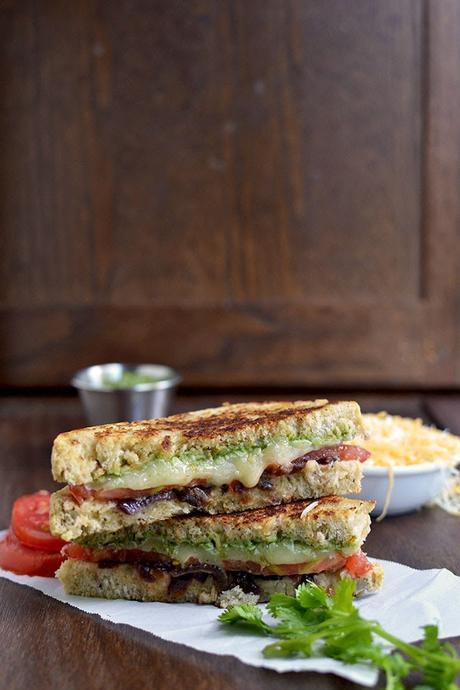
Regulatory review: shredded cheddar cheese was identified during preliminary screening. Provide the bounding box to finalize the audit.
[356,412,460,468]
[355,412,460,517]
[434,469,460,516]
[375,465,394,523]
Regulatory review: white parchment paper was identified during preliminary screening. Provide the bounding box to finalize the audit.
[2,556,460,687]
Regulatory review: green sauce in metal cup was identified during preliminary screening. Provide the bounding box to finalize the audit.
[72,363,181,424]
[101,371,171,389]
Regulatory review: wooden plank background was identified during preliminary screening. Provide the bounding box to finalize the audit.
[0,0,459,388]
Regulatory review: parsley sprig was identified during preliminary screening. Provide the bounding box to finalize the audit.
[219,579,460,689]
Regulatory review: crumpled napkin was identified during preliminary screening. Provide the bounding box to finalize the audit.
[1,556,460,687]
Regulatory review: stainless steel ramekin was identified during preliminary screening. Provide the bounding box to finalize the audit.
[71,363,181,425]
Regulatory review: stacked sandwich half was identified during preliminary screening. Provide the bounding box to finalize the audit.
[50,400,383,605]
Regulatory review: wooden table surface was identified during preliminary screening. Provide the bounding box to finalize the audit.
[1,393,459,690]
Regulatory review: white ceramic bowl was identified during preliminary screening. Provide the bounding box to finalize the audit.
[351,463,449,516]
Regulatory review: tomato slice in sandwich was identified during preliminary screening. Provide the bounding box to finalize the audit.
[345,552,373,578]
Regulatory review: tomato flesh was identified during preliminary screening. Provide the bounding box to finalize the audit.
[0,530,64,577]
[304,444,371,463]
[70,485,162,502]
[345,552,373,577]
[62,543,167,565]
[12,491,66,552]
[69,479,211,503]
[269,553,348,576]
[63,543,374,581]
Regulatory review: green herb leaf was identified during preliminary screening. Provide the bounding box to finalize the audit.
[219,579,460,690]
[218,604,271,635]
[295,581,332,610]
[267,593,314,635]
[329,578,356,614]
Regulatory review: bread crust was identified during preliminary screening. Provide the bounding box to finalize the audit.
[57,559,383,604]
[51,400,364,485]
[64,497,374,553]
[50,459,363,541]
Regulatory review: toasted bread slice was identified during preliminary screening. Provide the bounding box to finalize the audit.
[50,459,363,541]
[51,400,364,485]
[75,497,374,556]
[57,559,383,604]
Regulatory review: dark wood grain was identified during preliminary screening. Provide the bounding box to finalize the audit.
[1,577,365,690]
[0,301,458,387]
[0,0,459,388]
[0,393,459,690]
[425,396,460,435]
[367,508,460,575]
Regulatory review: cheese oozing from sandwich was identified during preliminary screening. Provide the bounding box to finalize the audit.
[90,439,317,491]
[66,538,360,577]
[74,497,373,576]
[89,436,368,493]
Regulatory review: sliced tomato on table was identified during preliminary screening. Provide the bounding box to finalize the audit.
[11,491,66,552]
[0,490,67,577]
[0,530,64,577]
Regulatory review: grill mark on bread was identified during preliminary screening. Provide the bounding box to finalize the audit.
[91,401,331,441]
[113,496,373,535]
[74,496,373,563]
[161,435,171,450]
[157,495,374,530]
[52,400,365,486]
[174,402,331,439]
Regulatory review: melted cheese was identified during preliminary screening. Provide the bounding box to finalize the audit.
[92,439,317,491]
[160,541,358,568]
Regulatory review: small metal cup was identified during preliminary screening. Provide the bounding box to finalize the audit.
[72,363,181,425]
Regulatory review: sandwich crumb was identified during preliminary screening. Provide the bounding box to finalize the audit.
[216,585,259,608]
[300,500,319,519]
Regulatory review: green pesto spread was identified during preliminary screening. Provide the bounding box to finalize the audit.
[91,420,357,491]
[78,531,354,568]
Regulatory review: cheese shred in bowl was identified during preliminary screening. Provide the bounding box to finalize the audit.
[354,412,460,518]
[357,412,460,469]
[434,469,460,516]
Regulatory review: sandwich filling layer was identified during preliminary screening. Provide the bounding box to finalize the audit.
[57,497,376,599]
[69,443,370,501]
[68,536,359,574]
[50,462,364,541]
[57,556,382,604]
[63,542,371,578]
[63,497,373,577]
